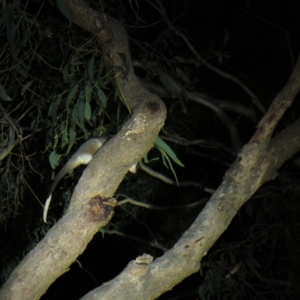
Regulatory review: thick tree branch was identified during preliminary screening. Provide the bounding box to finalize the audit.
[0,1,166,299]
[252,55,300,142]
[79,56,300,300]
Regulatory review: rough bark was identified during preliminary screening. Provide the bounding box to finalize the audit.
[0,1,166,299]
[80,57,300,300]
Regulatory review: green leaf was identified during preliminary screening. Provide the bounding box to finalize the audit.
[85,80,92,103]
[49,151,62,169]
[48,94,62,118]
[0,83,11,101]
[88,56,95,83]
[143,154,149,163]
[155,137,184,167]
[163,153,179,185]
[60,123,67,146]
[76,119,88,137]
[30,119,36,131]
[66,126,76,154]
[66,82,79,106]
[77,100,85,124]
[143,154,159,164]
[74,104,88,136]
[56,0,72,27]
[176,66,191,84]
[61,65,69,82]
[95,60,109,89]
[159,73,184,100]
[15,65,28,77]
[84,101,91,121]
[97,88,107,108]
[21,80,33,96]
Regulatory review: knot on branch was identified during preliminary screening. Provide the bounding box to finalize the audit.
[145,100,161,115]
[88,196,116,223]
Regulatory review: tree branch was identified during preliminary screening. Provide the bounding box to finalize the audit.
[80,56,300,300]
[0,1,166,299]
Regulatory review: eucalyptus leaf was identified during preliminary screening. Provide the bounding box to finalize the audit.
[74,104,88,136]
[85,80,92,103]
[61,65,69,83]
[155,137,184,167]
[88,56,95,83]
[66,126,76,154]
[97,88,107,108]
[163,152,179,185]
[0,83,11,101]
[60,123,67,145]
[49,151,62,169]
[84,101,91,121]
[176,66,191,84]
[159,73,180,97]
[66,82,79,106]
[77,100,85,124]
[56,0,72,27]
[21,80,33,96]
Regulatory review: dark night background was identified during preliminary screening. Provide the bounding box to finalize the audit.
[1,0,300,299]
